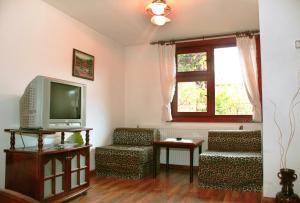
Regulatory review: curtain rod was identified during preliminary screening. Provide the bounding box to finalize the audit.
[150,30,260,45]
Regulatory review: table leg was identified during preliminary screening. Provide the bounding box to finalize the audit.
[10,132,15,150]
[199,145,202,154]
[153,145,157,178]
[190,148,194,183]
[85,130,90,145]
[61,132,65,144]
[38,133,43,151]
[166,147,169,172]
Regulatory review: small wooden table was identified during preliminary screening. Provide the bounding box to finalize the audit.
[153,138,204,183]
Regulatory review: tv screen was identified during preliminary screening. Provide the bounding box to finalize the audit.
[50,82,81,119]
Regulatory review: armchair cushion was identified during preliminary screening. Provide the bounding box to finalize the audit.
[96,145,153,165]
[208,130,261,152]
[113,128,160,146]
[198,151,262,191]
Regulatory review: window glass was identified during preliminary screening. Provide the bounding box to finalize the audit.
[177,52,207,72]
[177,81,207,112]
[214,47,252,115]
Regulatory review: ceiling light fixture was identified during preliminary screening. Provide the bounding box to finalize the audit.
[146,0,171,26]
[151,16,171,26]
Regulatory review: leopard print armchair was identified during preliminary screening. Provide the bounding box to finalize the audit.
[198,130,262,192]
[95,128,160,179]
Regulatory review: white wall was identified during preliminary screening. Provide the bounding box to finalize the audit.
[259,0,300,198]
[0,0,124,188]
[124,44,262,165]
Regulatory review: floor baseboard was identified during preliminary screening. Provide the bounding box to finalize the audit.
[90,165,196,176]
[160,163,198,171]
[90,169,96,177]
[261,197,275,202]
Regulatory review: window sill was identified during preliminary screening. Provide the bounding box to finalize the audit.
[171,115,253,123]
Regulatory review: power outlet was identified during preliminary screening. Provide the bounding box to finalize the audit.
[297,68,300,88]
[296,40,300,49]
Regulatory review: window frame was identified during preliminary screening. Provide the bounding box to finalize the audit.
[171,36,262,122]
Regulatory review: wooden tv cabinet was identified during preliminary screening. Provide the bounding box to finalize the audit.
[4,128,92,202]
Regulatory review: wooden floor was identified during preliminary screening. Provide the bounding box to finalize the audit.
[70,169,275,203]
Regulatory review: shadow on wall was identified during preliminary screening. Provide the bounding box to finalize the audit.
[102,129,114,146]
[0,95,48,148]
[0,95,20,128]
[0,95,20,146]
[0,95,20,188]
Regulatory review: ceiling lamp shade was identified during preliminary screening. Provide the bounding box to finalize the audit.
[146,0,171,26]
[146,0,170,15]
[151,16,171,26]
[150,2,166,15]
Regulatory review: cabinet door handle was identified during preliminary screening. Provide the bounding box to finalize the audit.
[66,156,72,160]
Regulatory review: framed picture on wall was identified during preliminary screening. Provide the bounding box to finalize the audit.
[72,49,94,81]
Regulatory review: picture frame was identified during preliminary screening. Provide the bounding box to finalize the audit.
[72,49,94,81]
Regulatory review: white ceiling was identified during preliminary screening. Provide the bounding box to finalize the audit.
[43,0,259,46]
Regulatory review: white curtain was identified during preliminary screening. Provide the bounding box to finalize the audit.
[158,44,176,121]
[236,36,262,122]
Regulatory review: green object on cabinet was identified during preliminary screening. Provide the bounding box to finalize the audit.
[68,132,84,145]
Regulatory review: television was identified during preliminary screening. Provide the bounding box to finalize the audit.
[20,76,86,129]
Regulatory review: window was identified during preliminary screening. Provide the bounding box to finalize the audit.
[171,37,261,122]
